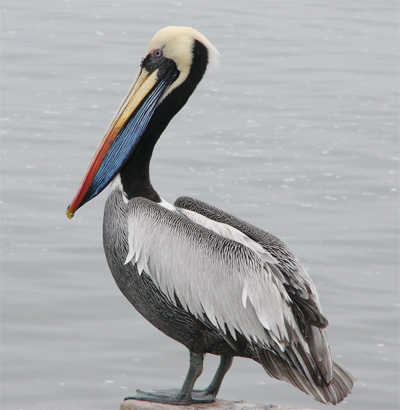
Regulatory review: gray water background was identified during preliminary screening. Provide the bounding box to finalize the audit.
[1,1,399,409]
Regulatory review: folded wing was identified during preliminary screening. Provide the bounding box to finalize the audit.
[125,197,306,351]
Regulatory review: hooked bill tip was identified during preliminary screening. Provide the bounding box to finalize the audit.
[66,205,74,220]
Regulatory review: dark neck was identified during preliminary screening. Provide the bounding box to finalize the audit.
[120,40,209,202]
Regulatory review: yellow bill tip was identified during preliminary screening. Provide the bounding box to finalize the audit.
[66,205,74,220]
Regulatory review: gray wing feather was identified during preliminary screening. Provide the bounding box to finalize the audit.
[124,197,306,351]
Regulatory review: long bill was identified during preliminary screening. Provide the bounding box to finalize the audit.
[66,65,178,219]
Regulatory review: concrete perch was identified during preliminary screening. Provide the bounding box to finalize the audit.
[121,398,316,410]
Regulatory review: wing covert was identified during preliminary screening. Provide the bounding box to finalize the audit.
[174,196,328,328]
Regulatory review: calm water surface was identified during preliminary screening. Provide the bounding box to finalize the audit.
[1,1,399,409]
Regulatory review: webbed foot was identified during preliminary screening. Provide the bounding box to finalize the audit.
[124,388,214,405]
[124,353,232,405]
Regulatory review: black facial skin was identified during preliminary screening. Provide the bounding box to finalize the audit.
[141,48,176,80]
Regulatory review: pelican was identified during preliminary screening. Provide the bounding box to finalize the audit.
[67,26,355,405]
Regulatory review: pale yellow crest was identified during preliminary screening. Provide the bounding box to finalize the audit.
[145,26,219,99]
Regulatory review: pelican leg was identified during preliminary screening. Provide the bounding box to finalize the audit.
[192,354,233,401]
[124,352,210,405]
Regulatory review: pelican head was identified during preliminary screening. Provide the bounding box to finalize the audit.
[67,26,218,218]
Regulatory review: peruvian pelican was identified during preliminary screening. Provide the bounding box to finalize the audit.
[67,26,355,405]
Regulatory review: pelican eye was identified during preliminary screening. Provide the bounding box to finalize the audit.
[152,48,163,58]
